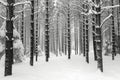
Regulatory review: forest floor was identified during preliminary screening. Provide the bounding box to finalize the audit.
[0,50,120,80]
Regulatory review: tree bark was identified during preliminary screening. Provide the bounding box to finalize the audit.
[35,0,39,61]
[5,0,15,76]
[111,0,116,60]
[96,0,103,72]
[68,4,71,59]
[92,0,97,61]
[30,0,35,66]
[45,0,49,62]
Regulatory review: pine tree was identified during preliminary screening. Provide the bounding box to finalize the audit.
[5,0,15,76]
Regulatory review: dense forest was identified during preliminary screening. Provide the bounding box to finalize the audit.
[0,0,120,79]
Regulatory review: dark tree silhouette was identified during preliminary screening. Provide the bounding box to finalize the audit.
[35,0,39,61]
[45,0,50,62]
[30,0,35,66]
[67,3,71,59]
[111,0,116,60]
[96,0,103,72]
[5,0,15,76]
[92,0,97,61]
[85,5,89,63]
[82,4,86,57]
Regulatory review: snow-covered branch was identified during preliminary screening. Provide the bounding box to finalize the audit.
[87,0,99,8]
[12,15,20,21]
[0,0,7,6]
[92,31,98,35]
[14,1,31,7]
[0,15,6,20]
[102,5,120,10]
[100,13,112,28]
[102,27,109,34]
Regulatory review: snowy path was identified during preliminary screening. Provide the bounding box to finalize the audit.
[1,54,120,80]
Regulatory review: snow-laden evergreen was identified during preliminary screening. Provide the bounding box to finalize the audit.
[0,21,24,62]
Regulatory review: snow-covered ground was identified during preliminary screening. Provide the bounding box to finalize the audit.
[0,51,120,80]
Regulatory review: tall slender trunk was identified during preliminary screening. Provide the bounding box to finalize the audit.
[21,5,24,45]
[56,13,59,56]
[117,1,120,36]
[111,0,116,60]
[30,0,35,66]
[74,16,78,55]
[82,4,86,57]
[45,0,49,62]
[79,14,83,55]
[35,0,39,61]
[92,0,97,60]
[5,0,15,76]
[64,23,67,55]
[96,0,103,72]
[85,13,89,63]
[68,4,71,59]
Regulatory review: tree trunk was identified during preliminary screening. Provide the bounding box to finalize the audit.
[68,4,71,59]
[111,0,116,60]
[45,0,49,62]
[92,0,97,61]
[85,14,89,63]
[30,0,35,66]
[35,0,39,61]
[96,0,103,72]
[5,0,15,76]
